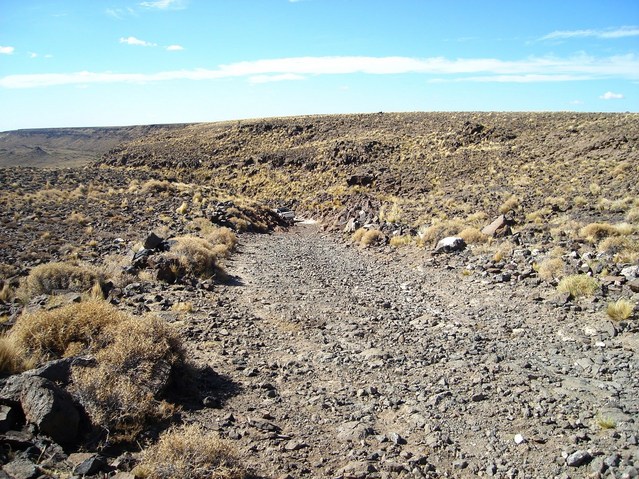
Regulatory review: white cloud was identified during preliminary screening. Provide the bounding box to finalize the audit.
[541,26,639,41]
[119,36,156,47]
[140,0,186,9]
[600,91,624,100]
[0,46,15,55]
[166,44,184,51]
[28,52,38,58]
[249,73,305,83]
[1,54,638,89]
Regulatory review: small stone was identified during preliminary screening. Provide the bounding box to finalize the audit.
[486,463,497,476]
[284,440,308,451]
[3,458,40,479]
[202,396,221,408]
[514,433,525,444]
[566,450,592,467]
[73,455,107,476]
[389,432,407,445]
[453,459,468,469]
[471,392,487,402]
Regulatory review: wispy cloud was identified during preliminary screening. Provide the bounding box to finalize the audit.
[120,36,157,47]
[166,44,184,51]
[540,26,639,41]
[600,91,624,100]
[1,54,638,88]
[28,52,38,58]
[249,73,305,84]
[106,7,137,19]
[140,0,186,10]
[0,46,15,55]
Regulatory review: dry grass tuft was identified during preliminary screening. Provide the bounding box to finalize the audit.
[352,228,367,243]
[10,300,127,363]
[18,262,106,301]
[135,424,247,479]
[140,179,173,194]
[71,314,184,441]
[579,222,632,243]
[459,227,488,244]
[163,236,228,278]
[557,274,599,299]
[359,229,386,247]
[0,283,14,303]
[176,202,189,215]
[498,196,519,214]
[0,336,30,376]
[389,235,414,248]
[606,299,635,321]
[537,257,565,282]
[205,227,237,254]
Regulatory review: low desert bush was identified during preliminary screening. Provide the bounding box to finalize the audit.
[18,262,106,301]
[10,300,127,363]
[557,274,599,299]
[627,207,639,223]
[71,314,184,441]
[135,424,247,479]
[164,236,228,278]
[606,299,635,321]
[596,414,617,430]
[537,257,565,282]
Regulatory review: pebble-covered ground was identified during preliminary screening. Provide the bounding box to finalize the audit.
[174,223,638,478]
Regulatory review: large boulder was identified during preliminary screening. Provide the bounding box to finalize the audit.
[481,215,513,237]
[0,375,80,444]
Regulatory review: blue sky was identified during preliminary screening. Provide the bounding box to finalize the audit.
[0,0,638,131]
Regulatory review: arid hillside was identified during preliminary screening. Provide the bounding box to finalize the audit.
[0,112,638,479]
[0,124,189,168]
[99,112,638,226]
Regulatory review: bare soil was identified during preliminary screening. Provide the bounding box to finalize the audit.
[176,223,638,478]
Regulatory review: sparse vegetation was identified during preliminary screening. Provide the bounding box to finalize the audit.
[557,274,599,299]
[135,424,247,479]
[71,314,184,441]
[0,336,30,376]
[537,257,565,282]
[606,299,635,321]
[596,414,617,430]
[17,261,106,301]
[10,300,127,363]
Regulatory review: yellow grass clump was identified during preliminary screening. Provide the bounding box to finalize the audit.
[0,336,31,376]
[135,424,247,479]
[164,236,229,279]
[10,300,127,363]
[498,196,519,214]
[18,262,106,301]
[606,299,635,321]
[459,227,488,244]
[71,314,184,441]
[536,257,565,282]
[557,274,599,299]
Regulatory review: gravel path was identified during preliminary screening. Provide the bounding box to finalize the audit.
[184,223,638,478]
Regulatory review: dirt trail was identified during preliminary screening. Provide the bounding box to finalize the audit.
[184,224,638,478]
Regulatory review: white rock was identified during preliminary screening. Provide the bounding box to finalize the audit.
[514,433,526,444]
